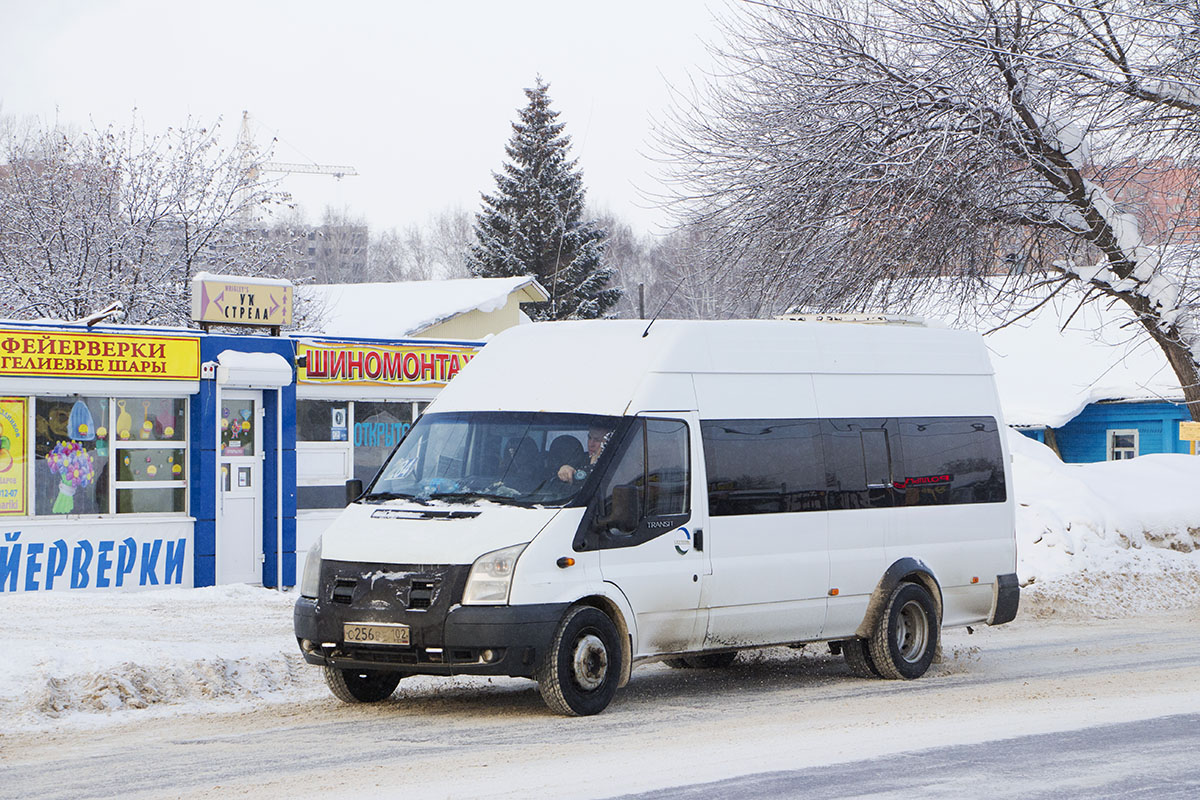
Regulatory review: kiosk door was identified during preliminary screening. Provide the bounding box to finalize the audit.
[218,390,263,584]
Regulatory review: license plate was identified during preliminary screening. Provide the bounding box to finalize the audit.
[343,623,410,646]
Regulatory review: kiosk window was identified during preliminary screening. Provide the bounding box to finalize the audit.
[34,395,188,517]
[353,401,415,485]
[297,399,416,509]
[297,400,349,443]
[35,396,110,516]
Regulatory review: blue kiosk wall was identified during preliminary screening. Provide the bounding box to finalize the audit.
[191,335,298,588]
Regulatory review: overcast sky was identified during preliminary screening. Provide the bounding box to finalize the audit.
[1,0,725,236]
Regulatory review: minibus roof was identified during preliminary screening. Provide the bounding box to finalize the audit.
[430,319,993,417]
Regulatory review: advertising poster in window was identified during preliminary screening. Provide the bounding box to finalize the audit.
[0,397,27,515]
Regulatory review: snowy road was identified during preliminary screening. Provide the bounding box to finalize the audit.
[614,713,1200,799]
[3,610,1199,799]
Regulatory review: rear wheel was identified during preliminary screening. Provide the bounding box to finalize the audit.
[867,582,939,680]
[322,665,403,703]
[841,638,881,678]
[536,606,621,716]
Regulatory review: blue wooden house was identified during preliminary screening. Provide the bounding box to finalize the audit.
[981,293,1192,463]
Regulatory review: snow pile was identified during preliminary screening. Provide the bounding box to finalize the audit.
[0,584,324,730]
[1011,429,1200,618]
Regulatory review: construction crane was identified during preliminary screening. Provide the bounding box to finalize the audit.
[257,160,357,179]
[240,111,359,182]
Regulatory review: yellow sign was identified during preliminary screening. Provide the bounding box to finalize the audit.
[0,329,200,380]
[1180,421,1200,442]
[0,398,27,516]
[192,275,293,326]
[297,342,479,387]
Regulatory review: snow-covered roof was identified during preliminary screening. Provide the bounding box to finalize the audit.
[215,350,293,388]
[296,277,549,339]
[970,291,1182,428]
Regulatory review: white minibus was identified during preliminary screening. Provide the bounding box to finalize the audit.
[294,320,1019,715]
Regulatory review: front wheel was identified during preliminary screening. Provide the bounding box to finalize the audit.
[867,582,939,680]
[536,606,621,716]
[322,665,403,703]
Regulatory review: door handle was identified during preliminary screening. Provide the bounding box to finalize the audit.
[694,528,703,552]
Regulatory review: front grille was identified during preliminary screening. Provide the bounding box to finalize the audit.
[408,580,436,609]
[331,579,357,605]
[320,560,469,616]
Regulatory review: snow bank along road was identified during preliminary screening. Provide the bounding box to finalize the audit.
[3,606,1199,799]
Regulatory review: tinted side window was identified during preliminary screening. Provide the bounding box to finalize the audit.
[702,419,825,516]
[897,416,1006,505]
[646,419,690,516]
[822,419,896,509]
[584,418,691,549]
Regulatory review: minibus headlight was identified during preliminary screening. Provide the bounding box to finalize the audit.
[300,537,323,599]
[462,543,528,605]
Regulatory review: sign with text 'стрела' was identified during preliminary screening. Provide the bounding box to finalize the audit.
[191,273,293,327]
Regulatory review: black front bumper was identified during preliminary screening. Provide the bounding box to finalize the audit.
[293,559,568,679]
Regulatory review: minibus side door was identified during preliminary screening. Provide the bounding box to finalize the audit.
[698,417,830,649]
[588,415,708,657]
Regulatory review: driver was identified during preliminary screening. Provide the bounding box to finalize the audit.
[556,425,612,484]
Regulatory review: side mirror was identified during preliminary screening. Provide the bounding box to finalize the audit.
[610,484,640,534]
[345,479,364,506]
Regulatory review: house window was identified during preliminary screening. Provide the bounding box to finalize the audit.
[1107,429,1139,460]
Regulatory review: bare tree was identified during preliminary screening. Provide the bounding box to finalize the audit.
[367,209,476,282]
[662,0,1200,417]
[591,207,776,319]
[647,222,777,320]
[0,115,298,325]
[429,208,474,279]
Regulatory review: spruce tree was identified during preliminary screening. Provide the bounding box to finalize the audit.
[467,78,620,320]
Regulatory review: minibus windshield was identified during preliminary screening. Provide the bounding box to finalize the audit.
[364,411,625,507]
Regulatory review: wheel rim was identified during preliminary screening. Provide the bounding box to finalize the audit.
[895,600,930,663]
[571,632,609,691]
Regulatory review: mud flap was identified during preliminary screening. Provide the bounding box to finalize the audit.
[988,573,1020,625]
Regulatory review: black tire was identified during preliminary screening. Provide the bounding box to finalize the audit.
[322,665,403,703]
[536,606,621,716]
[866,582,939,680]
[842,637,882,678]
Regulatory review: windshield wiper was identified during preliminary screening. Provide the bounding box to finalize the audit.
[361,491,428,505]
[425,491,530,508]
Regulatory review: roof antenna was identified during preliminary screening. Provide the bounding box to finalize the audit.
[642,276,686,338]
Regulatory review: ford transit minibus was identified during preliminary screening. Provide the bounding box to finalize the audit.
[294,320,1019,715]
